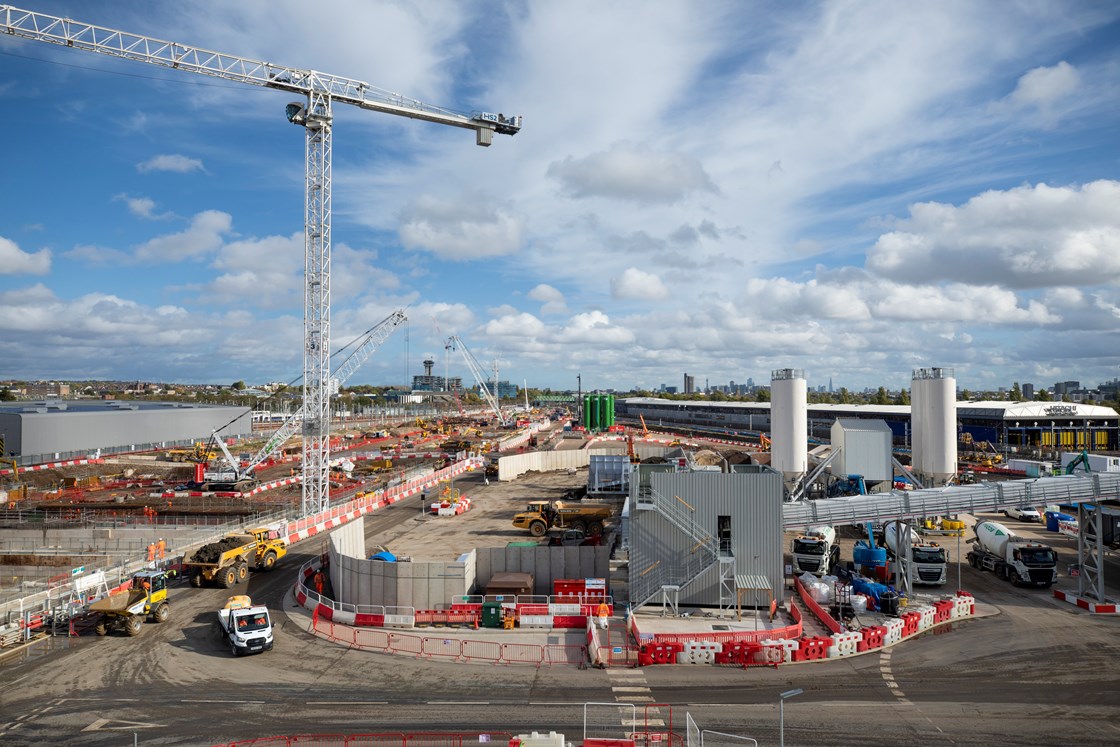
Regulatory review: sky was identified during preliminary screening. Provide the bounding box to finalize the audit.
[1,1,1119,395]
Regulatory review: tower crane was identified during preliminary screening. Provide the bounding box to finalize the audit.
[1,6,521,516]
[208,310,408,485]
[447,335,508,426]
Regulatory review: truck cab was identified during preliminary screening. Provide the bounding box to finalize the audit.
[791,526,838,576]
[218,596,274,656]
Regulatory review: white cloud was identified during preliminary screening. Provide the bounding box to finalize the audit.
[548,142,717,204]
[527,283,568,315]
[0,236,51,275]
[557,310,635,345]
[136,154,205,174]
[867,181,1120,289]
[133,211,232,263]
[1009,61,1080,108]
[611,268,671,301]
[398,195,523,260]
[63,244,129,265]
[113,193,173,220]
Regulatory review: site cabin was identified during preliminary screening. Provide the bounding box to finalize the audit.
[484,572,534,597]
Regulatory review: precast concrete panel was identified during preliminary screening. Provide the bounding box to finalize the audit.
[831,419,892,483]
[498,449,591,481]
[474,546,609,597]
[770,370,807,488]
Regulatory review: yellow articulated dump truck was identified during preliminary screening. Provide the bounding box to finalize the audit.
[512,500,613,538]
[88,570,170,636]
[184,528,287,588]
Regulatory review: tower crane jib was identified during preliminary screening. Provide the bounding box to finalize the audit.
[2,5,520,517]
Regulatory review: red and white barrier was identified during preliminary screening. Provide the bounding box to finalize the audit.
[0,457,103,476]
[1052,589,1117,614]
[827,631,861,657]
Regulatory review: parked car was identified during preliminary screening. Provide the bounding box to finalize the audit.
[547,529,602,547]
[1003,506,1042,522]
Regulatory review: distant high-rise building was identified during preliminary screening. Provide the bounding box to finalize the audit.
[683,373,695,394]
[1054,381,1080,395]
[1022,383,1035,400]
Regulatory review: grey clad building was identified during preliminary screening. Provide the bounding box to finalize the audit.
[0,400,253,463]
[628,463,785,613]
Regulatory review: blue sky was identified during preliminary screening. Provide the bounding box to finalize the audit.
[1,1,1119,394]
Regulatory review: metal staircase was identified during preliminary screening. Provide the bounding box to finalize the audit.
[630,485,725,612]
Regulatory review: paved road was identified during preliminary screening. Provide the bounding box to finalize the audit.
[3,505,1119,746]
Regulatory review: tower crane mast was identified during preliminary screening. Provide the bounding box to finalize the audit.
[2,6,520,516]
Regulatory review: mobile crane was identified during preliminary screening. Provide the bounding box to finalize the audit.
[448,335,509,427]
[1,5,520,517]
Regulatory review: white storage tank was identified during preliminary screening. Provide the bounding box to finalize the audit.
[913,367,957,486]
[909,372,926,478]
[770,368,807,491]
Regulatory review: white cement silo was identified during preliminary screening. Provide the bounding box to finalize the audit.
[912,367,957,486]
[909,372,926,478]
[770,368,808,492]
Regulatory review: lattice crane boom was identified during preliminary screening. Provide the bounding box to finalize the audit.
[449,335,507,426]
[0,6,521,141]
[213,309,408,480]
[3,5,519,516]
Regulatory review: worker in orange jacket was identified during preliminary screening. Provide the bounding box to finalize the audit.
[596,600,610,630]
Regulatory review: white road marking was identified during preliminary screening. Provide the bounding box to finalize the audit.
[612,687,653,693]
[83,717,165,731]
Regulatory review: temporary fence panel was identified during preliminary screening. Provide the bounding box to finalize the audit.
[461,639,502,663]
[421,637,462,660]
[501,642,544,665]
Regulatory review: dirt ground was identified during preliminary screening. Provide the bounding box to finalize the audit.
[359,466,613,562]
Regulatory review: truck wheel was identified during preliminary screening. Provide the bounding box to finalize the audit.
[219,568,236,588]
[189,573,203,588]
[230,641,241,657]
[94,619,107,636]
[236,562,249,583]
[152,602,170,623]
[260,551,277,571]
[587,521,604,537]
[125,615,143,636]
[569,520,587,534]
[529,521,547,537]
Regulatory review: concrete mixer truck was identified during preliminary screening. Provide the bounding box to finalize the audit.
[883,521,948,586]
[966,520,1057,587]
[790,526,839,576]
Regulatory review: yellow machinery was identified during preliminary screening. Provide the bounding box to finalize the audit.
[512,500,613,538]
[185,529,287,588]
[88,570,170,636]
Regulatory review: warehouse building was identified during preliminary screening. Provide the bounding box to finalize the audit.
[617,397,1119,453]
[0,400,253,464]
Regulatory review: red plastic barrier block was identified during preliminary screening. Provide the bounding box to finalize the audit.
[354,613,385,627]
[933,600,954,623]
